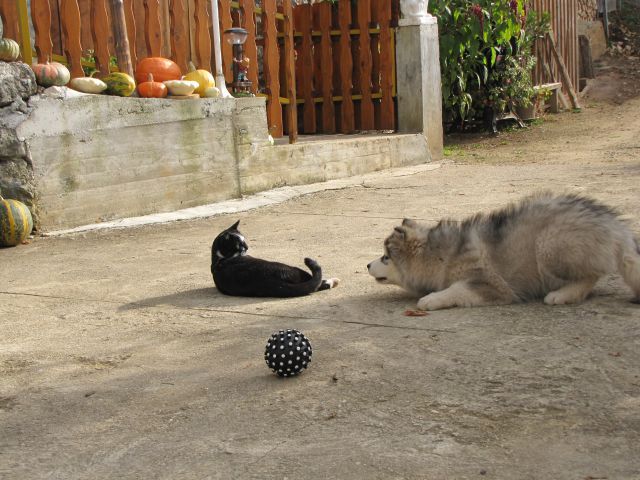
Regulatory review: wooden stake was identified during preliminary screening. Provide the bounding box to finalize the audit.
[542,59,570,111]
[109,0,134,78]
[547,32,580,110]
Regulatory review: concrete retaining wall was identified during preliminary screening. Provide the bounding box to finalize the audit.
[8,92,433,231]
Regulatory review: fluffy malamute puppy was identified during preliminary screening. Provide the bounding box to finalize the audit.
[368,192,640,310]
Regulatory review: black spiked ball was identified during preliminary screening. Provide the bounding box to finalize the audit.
[264,329,312,377]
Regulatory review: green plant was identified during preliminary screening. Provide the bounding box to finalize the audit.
[81,49,118,76]
[486,54,536,112]
[430,1,549,129]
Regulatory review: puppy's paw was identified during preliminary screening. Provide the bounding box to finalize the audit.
[544,291,577,305]
[417,293,447,311]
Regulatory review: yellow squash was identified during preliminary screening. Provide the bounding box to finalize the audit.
[183,62,215,96]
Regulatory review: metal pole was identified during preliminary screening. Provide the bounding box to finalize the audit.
[210,0,232,98]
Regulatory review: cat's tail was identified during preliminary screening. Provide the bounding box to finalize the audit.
[291,257,323,295]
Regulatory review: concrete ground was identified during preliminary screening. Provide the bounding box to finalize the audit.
[2,57,640,479]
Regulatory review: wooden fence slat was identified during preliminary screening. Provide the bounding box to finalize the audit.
[91,0,112,76]
[0,1,20,43]
[296,3,315,134]
[357,0,374,130]
[282,0,297,142]
[219,0,233,83]
[377,0,394,130]
[338,0,354,133]
[239,0,258,93]
[193,0,211,70]
[531,0,579,102]
[262,0,282,137]
[60,0,84,77]
[31,0,54,62]
[315,2,335,133]
[144,0,162,57]
[350,4,361,127]
[123,0,137,66]
[371,0,381,128]
[169,0,189,72]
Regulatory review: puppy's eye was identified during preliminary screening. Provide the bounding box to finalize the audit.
[381,254,390,264]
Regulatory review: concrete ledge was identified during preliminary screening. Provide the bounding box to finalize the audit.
[239,133,429,195]
[9,93,432,231]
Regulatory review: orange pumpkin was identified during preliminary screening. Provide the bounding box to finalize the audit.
[135,57,181,84]
[137,73,167,98]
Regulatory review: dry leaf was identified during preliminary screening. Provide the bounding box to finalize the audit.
[403,309,429,317]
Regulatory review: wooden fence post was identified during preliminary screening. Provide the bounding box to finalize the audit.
[109,0,134,77]
[316,1,335,134]
[60,0,83,77]
[91,0,112,76]
[338,0,354,133]
[143,0,162,57]
[282,0,297,143]
[31,0,53,63]
[263,0,282,137]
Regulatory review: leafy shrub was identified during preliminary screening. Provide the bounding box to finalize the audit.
[430,0,549,130]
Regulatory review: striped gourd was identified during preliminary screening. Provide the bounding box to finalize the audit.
[103,72,136,97]
[0,195,33,247]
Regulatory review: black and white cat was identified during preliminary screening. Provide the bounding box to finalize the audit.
[211,220,339,297]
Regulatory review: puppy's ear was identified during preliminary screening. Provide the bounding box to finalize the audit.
[402,218,417,228]
[393,226,407,239]
[229,220,240,231]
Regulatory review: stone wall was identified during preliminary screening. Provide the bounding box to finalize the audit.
[0,62,39,226]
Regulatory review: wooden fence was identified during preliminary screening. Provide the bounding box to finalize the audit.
[531,0,580,97]
[0,0,400,141]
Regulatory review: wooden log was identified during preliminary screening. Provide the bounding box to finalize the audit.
[282,0,297,143]
[60,0,85,78]
[91,0,112,76]
[109,0,134,77]
[262,0,282,137]
[169,0,189,73]
[143,0,162,57]
[547,32,580,109]
[31,0,54,62]
[315,2,335,134]
[338,0,354,133]
[578,34,594,80]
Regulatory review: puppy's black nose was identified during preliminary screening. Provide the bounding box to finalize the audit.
[367,262,371,270]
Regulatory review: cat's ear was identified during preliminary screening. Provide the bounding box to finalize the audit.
[229,220,240,231]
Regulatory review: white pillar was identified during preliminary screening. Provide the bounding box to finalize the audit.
[210,0,232,98]
[396,8,443,160]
